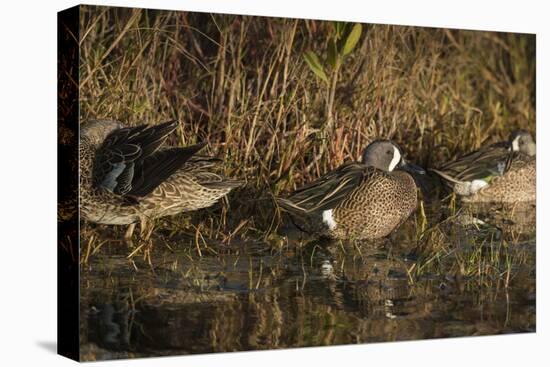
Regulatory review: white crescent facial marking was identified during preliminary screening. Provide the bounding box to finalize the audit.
[511,136,520,151]
[388,146,401,172]
[322,209,337,230]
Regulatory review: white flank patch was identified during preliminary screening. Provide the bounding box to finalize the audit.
[388,146,401,172]
[511,135,520,151]
[470,179,488,194]
[322,209,337,230]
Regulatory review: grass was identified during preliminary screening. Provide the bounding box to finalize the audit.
[77,5,535,276]
[79,6,535,185]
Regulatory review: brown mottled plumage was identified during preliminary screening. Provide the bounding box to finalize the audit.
[277,141,424,240]
[431,131,535,203]
[80,120,243,240]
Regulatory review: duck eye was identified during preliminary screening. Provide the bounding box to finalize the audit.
[386,150,392,155]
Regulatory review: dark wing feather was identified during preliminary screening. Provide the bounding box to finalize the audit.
[127,144,207,197]
[93,120,179,195]
[434,142,512,182]
[93,121,206,197]
[277,163,368,214]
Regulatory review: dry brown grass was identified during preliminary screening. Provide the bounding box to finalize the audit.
[77,5,535,239]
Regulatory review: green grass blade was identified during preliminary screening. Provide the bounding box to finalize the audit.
[342,23,362,56]
[303,51,328,83]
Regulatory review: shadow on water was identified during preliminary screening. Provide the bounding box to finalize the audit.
[79,201,535,361]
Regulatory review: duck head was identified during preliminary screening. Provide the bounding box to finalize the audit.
[510,130,536,157]
[361,140,425,175]
[80,120,124,146]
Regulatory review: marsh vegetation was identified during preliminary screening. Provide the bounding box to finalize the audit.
[76,5,536,360]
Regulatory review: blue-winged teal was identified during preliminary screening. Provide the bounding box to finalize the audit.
[80,120,243,240]
[431,131,535,203]
[277,140,425,240]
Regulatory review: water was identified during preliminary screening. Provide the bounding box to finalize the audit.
[79,202,535,361]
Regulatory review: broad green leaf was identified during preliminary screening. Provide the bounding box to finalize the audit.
[303,51,328,83]
[327,39,338,69]
[342,23,362,56]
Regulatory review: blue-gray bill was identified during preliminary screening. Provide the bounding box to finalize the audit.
[399,159,426,175]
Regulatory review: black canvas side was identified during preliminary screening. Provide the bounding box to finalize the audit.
[57,5,80,362]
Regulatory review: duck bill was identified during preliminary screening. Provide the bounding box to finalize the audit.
[399,159,426,175]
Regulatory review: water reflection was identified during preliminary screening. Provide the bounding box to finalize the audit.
[80,202,535,361]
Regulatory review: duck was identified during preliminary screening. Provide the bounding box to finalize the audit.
[430,130,535,203]
[79,119,243,241]
[277,140,425,240]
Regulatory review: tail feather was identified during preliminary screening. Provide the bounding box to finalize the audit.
[202,179,245,190]
[276,197,310,214]
[429,168,464,185]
